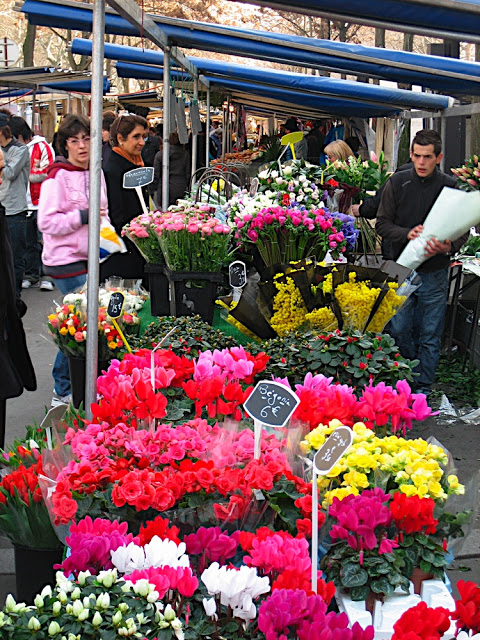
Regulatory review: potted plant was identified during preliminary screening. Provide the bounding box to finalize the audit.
[321,488,410,607]
[0,457,64,602]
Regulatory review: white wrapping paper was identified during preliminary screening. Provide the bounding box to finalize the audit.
[397,187,480,270]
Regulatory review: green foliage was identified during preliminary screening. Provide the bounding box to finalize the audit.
[131,315,239,356]
[435,354,480,405]
[250,330,417,392]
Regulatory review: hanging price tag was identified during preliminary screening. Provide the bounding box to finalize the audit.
[229,260,247,289]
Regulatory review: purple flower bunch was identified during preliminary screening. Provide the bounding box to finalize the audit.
[56,517,137,576]
[331,211,359,251]
[329,488,398,555]
[258,588,374,640]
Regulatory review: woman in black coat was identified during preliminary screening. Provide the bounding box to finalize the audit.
[101,114,149,281]
[152,132,191,209]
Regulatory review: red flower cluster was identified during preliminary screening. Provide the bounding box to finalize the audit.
[452,580,480,634]
[391,601,451,640]
[183,378,253,421]
[137,515,180,546]
[389,493,438,535]
[0,459,44,506]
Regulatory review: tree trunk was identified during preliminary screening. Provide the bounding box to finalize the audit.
[471,45,480,159]
[397,33,415,90]
[22,23,37,67]
[375,28,385,48]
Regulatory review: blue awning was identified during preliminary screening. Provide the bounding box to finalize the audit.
[22,0,480,95]
[76,40,452,112]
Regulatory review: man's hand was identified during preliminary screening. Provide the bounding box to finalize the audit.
[351,204,360,217]
[407,224,424,240]
[425,237,451,256]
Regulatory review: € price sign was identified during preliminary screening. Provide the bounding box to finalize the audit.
[313,426,353,475]
[229,260,247,289]
[122,167,154,188]
[107,291,125,319]
[244,380,300,428]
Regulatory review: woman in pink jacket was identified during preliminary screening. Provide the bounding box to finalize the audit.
[38,114,109,406]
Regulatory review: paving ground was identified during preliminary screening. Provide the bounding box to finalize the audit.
[0,287,479,605]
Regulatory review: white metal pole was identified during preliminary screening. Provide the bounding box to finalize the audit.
[85,0,105,419]
[191,76,198,179]
[162,48,170,211]
[206,87,211,167]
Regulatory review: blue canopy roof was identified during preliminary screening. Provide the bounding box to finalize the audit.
[22,0,480,95]
[92,40,451,112]
[220,0,480,42]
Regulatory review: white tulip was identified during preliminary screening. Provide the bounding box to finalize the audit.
[270,170,279,178]
[283,165,293,175]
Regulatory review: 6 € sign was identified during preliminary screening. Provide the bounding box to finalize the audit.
[313,426,353,475]
[244,380,300,428]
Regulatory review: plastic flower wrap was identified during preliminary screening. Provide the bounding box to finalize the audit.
[218,261,413,341]
[451,154,480,191]
[156,206,230,272]
[47,281,145,360]
[231,206,356,270]
[0,457,61,549]
[121,210,165,263]
[301,421,464,507]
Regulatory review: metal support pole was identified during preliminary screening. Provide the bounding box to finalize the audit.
[206,87,211,167]
[162,48,171,211]
[191,76,198,178]
[85,0,105,419]
[221,101,227,163]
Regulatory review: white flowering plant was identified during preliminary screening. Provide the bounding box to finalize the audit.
[0,569,185,640]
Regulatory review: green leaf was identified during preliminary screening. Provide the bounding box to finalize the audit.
[350,585,371,601]
[371,577,395,596]
[420,560,433,574]
[320,351,332,364]
[340,563,368,587]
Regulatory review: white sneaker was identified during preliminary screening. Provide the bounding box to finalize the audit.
[22,279,40,289]
[51,393,72,407]
[40,279,55,291]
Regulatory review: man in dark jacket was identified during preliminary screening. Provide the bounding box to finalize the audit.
[376,129,467,396]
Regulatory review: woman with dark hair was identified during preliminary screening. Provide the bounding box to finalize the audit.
[38,113,109,406]
[152,131,190,209]
[101,113,148,280]
[101,110,116,167]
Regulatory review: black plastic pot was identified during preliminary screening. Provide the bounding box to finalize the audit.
[14,545,64,603]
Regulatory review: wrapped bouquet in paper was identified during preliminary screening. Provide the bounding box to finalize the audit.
[218,261,416,340]
[99,217,126,262]
[397,187,480,270]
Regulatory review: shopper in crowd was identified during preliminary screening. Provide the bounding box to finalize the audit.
[305,120,325,165]
[0,113,30,299]
[38,114,109,406]
[376,129,468,397]
[153,131,191,209]
[102,113,148,281]
[283,117,308,161]
[324,139,354,163]
[101,110,116,167]
[8,116,55,292]
[141,126,160,167]
[344,136,361,156]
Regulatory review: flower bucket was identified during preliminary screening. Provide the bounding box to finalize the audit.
[14,545,64,604]
[144,263,170,316]
[68,357,109,409]
[164,266,224,325]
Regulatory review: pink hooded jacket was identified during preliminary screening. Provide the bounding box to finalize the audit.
[38,162,109,270]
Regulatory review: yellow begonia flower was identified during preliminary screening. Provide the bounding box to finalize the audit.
[399,484,419,497]
[342,471,370,489]
[322,486,359,508]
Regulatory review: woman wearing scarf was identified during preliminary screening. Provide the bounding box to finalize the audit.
[101,114,148,281]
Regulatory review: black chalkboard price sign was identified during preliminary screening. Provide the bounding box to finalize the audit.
[123,167,154,188]
[313,426,353,475]
[229,260,247,289]
[107,291,125,319]
[244,380,300,428]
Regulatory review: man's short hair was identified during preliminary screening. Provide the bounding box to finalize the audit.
[411,129,442,156]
